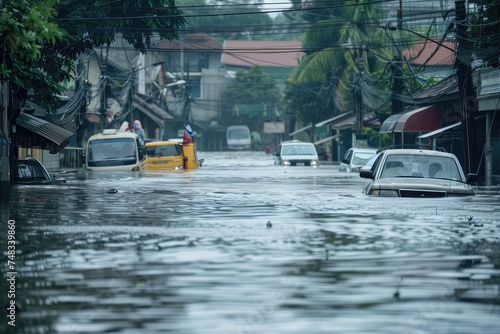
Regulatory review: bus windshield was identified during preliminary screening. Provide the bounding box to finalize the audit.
[87,138,138,167]
[227,128,250,140]
[226,126,251,150]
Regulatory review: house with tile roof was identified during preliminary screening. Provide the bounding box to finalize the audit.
[155,33,226,143]
[220,40,305,148]
[153,37,304,150]
[221,40,304,95]
[402,38,457,80]
[380,39,500,183]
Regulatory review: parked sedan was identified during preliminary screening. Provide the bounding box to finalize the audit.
[359,148,477,197]
[12,158,65,185]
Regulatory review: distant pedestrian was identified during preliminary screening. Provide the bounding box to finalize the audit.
[133,120,145,142]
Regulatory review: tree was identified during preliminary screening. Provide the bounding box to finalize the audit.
[284,0,395,129]
[1,0,72,108]
[468,0,500,67]
[180,0,273,41]
[1,0,186,109]
[56,0,185,54]
[222,66,281,129]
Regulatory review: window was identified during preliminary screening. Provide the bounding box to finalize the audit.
[187,79,201,98]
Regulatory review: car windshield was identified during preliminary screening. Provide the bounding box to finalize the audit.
[87,138,137,166]
[352,152,376,165]
[282,144,316,156]
[227,129,250,140]
[15,160,51,181]
[147,144,181,157]
[381,154,462,180]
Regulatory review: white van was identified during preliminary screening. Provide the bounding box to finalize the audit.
[274,140,319,166]
[85,129,146,171]
[226,125,251,150]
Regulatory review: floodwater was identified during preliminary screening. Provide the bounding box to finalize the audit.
[1,151,499,334]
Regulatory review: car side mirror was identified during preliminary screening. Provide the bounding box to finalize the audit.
[341,158,349,164]
[184,156,188,162]
[359,168,373,179]
[466,173,478,183]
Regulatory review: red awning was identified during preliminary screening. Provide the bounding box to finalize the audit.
[380,105,440,133]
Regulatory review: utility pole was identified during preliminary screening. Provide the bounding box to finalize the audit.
[1,46,11,201]
[391,0,404,116]
[455,0,477,175]
[354,73,364,133]
[100,76,108,130]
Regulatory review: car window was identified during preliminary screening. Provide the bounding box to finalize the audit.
[352,152,375,165]
[15,161,50,181]
[364,152,382,171]
[428,158,461,180]
[344,150,353,162]
[282,145,297,155]
[89,138,136,160]
[381,157,411,177]
[380,154,462,180]
[17,164,33,179]
[148,144,181,157]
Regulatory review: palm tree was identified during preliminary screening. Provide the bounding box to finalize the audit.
[285,0,394,129]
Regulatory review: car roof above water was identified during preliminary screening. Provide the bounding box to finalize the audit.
[145,140,181,147]
[382,148,455,158]
[279,140,314,146]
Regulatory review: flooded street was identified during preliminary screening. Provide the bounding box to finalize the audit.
[1,151,500,334]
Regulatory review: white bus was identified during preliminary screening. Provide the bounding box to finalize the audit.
[226,125,251,150]
[85,129,146,171]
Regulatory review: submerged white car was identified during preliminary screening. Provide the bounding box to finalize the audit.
[339,147,378,172]
[274,140,319,167]
[359,148,477,197]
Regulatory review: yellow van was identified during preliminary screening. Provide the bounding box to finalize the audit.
[145,141,185,170]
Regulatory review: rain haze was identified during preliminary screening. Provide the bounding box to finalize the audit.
[1,151,499,334]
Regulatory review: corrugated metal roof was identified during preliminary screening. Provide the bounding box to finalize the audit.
[327,112,379,130]
[412,73,478,102]
[16,113,74,146]
[412,75,458,102]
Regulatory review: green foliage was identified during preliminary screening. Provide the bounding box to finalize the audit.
[222,66,281,125]
[0,0,71,106]
[362,127,391,147]
[0,0,186,108]
[56,0,186,55]
[1,0,61,64]
[283,80,329,126]
[468,0,500,66]
[284,0,394,129]
[181,0,272,41]
[223,66,280,103]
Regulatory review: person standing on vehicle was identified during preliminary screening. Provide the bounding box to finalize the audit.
[133,120,145,142]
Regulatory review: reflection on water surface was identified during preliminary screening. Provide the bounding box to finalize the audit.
[1,152,499,334]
